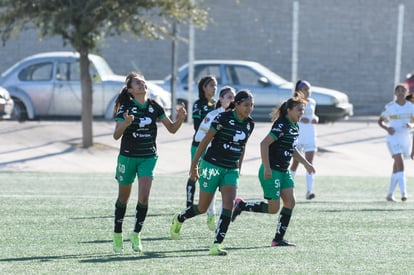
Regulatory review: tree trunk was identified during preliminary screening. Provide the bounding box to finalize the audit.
[79,50,93,148]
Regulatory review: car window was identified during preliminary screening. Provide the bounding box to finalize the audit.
[62,61,99,82]
[56,62,70,81]
[70,62,81,81]
[18,62,53,81]
[225,65,261,86]
[182,65,221,84]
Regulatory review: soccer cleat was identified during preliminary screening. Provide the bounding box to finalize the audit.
[386,195,396,202]
[170,213,183,240]
[209,243,228,256]
[113,233,123,253]
[130,232,143,253]
[401,196,407,202]
[271,239,296,247]
[231,197,244,222]
[306,192,316,200]
[207,215,216,231]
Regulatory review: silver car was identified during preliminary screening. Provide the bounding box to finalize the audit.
[154,60,353,122]
[0,51,171,121]
[0,86,14,120]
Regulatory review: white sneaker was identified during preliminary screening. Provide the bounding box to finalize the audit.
[386,195,396,202]
[306,192,315,200]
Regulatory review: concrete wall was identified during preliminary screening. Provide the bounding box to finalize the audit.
[1,0,414,115]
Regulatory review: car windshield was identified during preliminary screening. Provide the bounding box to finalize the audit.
[252,62,288,85]
[1,61,22,78]
[89,55,114,77]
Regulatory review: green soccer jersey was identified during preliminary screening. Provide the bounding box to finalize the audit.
[203,110,255,169]
[268,115,299,171]
[115,98,166,157]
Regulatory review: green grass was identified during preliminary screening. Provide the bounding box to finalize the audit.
[0,172,413,274]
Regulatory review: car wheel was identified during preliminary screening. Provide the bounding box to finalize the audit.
[11,99,28,122]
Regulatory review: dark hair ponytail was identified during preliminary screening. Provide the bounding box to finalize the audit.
[270,93,306,122]
[114,72,144,115]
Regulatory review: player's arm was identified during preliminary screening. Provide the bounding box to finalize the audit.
[293,148,315,174]
[260,134,274,179]
[378,116,394,135]
[113,109,134,140]
[160,103,187,133]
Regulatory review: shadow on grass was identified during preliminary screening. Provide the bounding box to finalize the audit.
[69,213,172,220]
[79,244,267,263]
[1,246,265,263]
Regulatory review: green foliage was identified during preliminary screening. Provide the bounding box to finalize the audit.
[0,0,209,49]
[0,172,413,274]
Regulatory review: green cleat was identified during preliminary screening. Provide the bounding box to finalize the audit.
[130,232,143,253]
[113,233,123,253]
[207,215,216,231]
[170,213,183,240]
[209,243,227,256]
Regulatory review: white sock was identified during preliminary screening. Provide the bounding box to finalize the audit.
[395,171,407,197]
[306,172,314,193]
[387,173,398,196]
[207,192,216,216]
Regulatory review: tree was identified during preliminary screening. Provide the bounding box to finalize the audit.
[0,0,208,148]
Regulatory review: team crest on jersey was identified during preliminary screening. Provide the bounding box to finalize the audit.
[229,120,235,126]
[204,117,210,123]
[148,105,154,113]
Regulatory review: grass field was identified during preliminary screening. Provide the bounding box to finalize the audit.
[0,172,413,274]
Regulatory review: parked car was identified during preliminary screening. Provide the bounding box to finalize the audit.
[0,51,171,121]
[153,60,353,122]
[0,86,14,120]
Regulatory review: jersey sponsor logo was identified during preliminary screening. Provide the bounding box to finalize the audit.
[200,167,220,180]
[233,130,246,142]
[223,143,242,152]
[132,132,151,138]
[138,117,152,127]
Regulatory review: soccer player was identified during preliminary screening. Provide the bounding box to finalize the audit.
[185,75,217,230]
[193,86,236,231]
[231,94,315,247]
[290,80,318,200]
[112,72,187,253]
[170,90,255,256]
[378,83,414,202]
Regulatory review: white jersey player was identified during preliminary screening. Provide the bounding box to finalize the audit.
[290,80,319,200]
[378,84,414,202]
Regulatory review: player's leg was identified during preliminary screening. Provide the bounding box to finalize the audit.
[304,150,316,200]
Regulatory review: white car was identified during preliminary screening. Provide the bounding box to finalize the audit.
[154,60,353,122]
[0,52,171,121]
[0,86,14,120]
